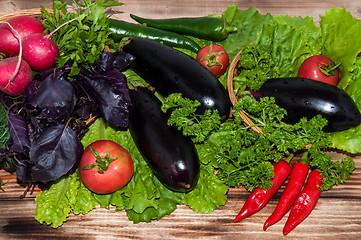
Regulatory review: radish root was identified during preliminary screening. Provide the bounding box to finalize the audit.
[47,17,79,39]
[1,21,23,89]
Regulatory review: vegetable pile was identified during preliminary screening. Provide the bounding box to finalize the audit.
[0,0,361,236]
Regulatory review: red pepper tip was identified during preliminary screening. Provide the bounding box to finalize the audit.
[283,228,291,236]
[233,211,247,223]
[233,215,242,223]
[263,222,270,231]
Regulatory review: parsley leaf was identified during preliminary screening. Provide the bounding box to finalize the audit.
[161,93,222,143]
[163,91,355,192]
[40,0,122,76]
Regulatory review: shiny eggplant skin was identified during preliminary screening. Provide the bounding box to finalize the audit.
[128,87,200,192]
[256,77,361,132]
[122,37,232,120]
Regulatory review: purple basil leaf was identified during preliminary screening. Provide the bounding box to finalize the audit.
[15,163,30,183]
[26,70,76,124]
[99,50,135,72]
[7,111,30,152]
[29,124,84,183]
[76,68,132,128]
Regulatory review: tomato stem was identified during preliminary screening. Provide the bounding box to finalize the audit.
[200,43,224,68]
[82,147,118,173]
[317,60,341,77]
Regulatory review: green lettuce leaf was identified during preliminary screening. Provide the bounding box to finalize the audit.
[35,171,98,228]
[82,119,185,223]
[35,176,72,228]
[35,118,230,227]
[221,6,273,60]
[320,8,361,90]
[319,8,361,153]
[183,164,229,213]
[254,19,321,78]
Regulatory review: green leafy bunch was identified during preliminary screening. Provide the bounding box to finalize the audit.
[233,95,354,191]
[35,119,228,228]
[0,102,9,149]
[161,93,222,143]
[163,92,354,192]
[40,0,123,76]
[235,44,279,91]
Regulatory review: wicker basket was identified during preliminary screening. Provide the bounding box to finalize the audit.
[226,47,263,134]
[0,8,54,22]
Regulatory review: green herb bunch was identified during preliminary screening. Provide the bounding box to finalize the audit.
[41,0,123,76]
[0,102,9,149]
[163,93,355,192]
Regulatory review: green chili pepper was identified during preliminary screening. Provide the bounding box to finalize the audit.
[109,19,201,53]
[130,14,237,42]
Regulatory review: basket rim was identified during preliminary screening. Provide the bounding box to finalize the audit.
[226,44,263,134]
[0,8,54,22]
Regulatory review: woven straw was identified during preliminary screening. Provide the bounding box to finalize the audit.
[226,46,263,134]
[0,8,54,22]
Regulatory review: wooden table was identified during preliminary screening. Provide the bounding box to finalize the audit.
[1,1,361,239]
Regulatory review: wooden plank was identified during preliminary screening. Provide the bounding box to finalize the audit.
[1,0,360,22]
[1,0,361,239]
[1,155,361,239]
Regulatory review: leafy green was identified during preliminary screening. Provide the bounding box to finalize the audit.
[0,178,6,192]
[320,8,361,90]
[35,171,98,228]
[40,0,122,76]
[220,6,274,61]
[161,93,222,143]
[34,3,361,228]
[227,7,361,153]
[35,118,228,227]
[183,164,228,213]
[307,146,355,191]
[166,92,353,191]
[233,44,279,91]
[0,102,9,149]
[317,9,361,153]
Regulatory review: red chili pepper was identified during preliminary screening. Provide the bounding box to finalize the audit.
[234,160,291,223]
[263,154,309,231]
[283,170,322,235]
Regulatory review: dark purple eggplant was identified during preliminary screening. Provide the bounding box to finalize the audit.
[122,37,231,120]
[128,86,200,192]
[255,77,361,132]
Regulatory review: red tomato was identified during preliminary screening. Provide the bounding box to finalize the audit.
[80,140,134,194]
[196,44,229,77]
[297,55,340,86]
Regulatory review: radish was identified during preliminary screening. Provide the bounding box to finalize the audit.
[22,33,59,72]
[22,17,79,72]
[0,15,44,57]
[0,57,32,96]
[0,22,32,96]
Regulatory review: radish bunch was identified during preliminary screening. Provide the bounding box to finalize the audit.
[0,15,59,96]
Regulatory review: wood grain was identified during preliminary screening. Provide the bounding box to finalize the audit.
[1,158,361,240]
[112,0,361,23]
[1,0,361,239]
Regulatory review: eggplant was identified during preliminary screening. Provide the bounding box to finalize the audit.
[255,77,361,132]
[128,86,200,192]
[122,37,232,120]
